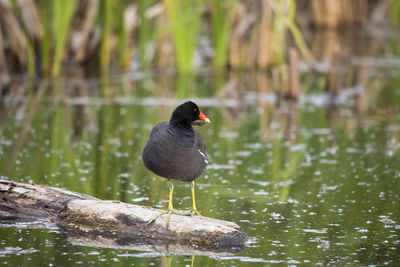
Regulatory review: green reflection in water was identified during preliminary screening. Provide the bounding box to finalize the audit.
[1,72,400,266]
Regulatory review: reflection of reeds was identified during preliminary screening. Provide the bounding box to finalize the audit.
[4,84,44,176]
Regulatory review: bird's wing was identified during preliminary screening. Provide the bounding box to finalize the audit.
[194,129,207,154]
[148,121,168,139]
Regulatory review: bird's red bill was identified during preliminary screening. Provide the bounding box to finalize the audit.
[199,111,210,123]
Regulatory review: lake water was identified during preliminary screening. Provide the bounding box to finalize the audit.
[1,68,400,266]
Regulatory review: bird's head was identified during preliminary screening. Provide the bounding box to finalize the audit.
[170,101,210,126]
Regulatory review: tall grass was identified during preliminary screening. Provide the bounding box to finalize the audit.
[115,1,132,68]
[51,1,78,77]
[137,0,156,69]
[272,0,310,65]
[99,0,112,71]
[162,0,202,73]
[281,0,310,63]
[210,0,236,70]
[391,0,400,25]
[0,0,397,80]
[40,2,51,76]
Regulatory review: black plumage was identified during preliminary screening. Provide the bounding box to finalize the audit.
[142,101,210,224]
[142,101,208,182]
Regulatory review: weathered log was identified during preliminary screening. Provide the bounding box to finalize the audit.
[0,179,248,255]
[0,179,97,222]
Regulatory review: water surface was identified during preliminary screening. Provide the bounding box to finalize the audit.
[1,70,400,266]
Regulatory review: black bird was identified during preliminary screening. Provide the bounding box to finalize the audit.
[142,101,210,224]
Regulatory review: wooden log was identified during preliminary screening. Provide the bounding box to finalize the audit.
[0,180,248,255]
[0,179,97,222]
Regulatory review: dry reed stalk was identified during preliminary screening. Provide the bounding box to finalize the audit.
[257,0,272,69]
[99,0,112,71]
[228,39,241,69]
[312,0,369,28]
[73,0,99,62]
[342,0,367,25]
[312,29,355,94]
[311,29,338,63]
[18,0,42,77]
[229,2,244,69]
[18,0,42,39]
[245,21,261,69]
[288,47,300,98]
[0,25,8,80]
[154,9,171,70]
[356,0,368,24]
[311,0,341,28]
[154,39,172,70]
[121,4,138,68]
[0,0,27,64]
[229,2,256,69]
[338,0,351,24]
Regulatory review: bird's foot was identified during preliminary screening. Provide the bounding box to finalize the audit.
[147,208,192,227]
[180,208,201,216]
[147,210,168,225]
[190,208,202,216]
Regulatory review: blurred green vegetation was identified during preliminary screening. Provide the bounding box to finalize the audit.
[0,0,398,79]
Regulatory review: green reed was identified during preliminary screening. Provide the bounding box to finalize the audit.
[39,2,51,76]
[163,0,202,73]
[7,0,399,86]
[0,0,313,78]
[273,0,309,65]
[115,0,131,68]
[137,0,157,69]
[99,0,112,71]
[282,0,310,62]
[391,0,400,25]
[51,1,78,77]
[210,0,236,70]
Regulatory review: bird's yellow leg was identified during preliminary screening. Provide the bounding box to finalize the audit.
[166,179,174,225]
[147,179,190,227]
[191,255,195,267]
[191,181,201,216]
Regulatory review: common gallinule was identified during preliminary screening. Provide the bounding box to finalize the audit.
[142,101,210,225]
